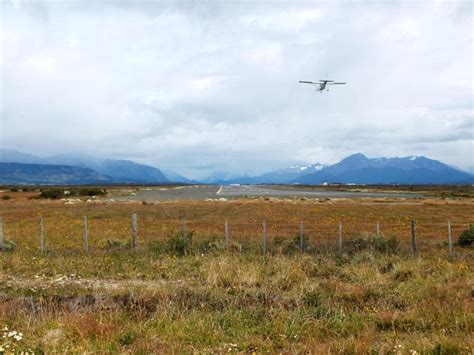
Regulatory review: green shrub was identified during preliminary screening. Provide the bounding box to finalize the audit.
[76,188,107,197]
[164,230,195,256]
[303,290,321,307]
[39,189,64,199]
[344,234,398,254]
[194,238,222,254]
[1,240,16,252]
[103,239,130,251]
[10,187,18,192]
[148,240,161,254]
[272,235,311,255]
[458,224,474,247]
[118,331,136,346]
[38,187,107,199]
[150,234,222,256]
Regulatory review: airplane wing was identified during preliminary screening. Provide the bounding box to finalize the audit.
[299,81,318,84]
[328,82,346,85]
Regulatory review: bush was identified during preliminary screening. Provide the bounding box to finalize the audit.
[1,240,16,252]
[272,235,311,255]
[149,234,222,256]
[458,224,474,247]
[39,189,64,199]
[103,239,130,251]
[303,290,321,307]
[148,240,161,254]
[38,187,107,199]
[10,187,18,192]
[75,188,107,197]
[164,230,195,256]
[194,238,222,254]
[1,195,11,200]
[344,234,398,254]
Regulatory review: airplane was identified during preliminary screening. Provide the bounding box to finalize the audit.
[299,79,346,92]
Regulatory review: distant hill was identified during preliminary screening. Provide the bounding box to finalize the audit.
[296,153,473,185]
[0,150,171,184]
[161,169,195,184]
[0,162,113,185]
[219,164,326,184]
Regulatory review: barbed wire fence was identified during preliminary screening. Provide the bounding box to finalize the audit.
[0,212,472,259]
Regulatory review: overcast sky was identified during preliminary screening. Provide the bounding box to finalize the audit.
[1,0,473,179]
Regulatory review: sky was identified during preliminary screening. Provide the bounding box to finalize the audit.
[1,0,473,180]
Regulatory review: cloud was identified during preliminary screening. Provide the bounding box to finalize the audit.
[1,0,472,179]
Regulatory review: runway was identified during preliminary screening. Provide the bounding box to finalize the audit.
[113,184,423,202]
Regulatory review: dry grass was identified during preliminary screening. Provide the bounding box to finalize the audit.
[0,195,473,352]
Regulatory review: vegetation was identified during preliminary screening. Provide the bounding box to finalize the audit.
[39,188,64,199]
[0,251,472,353]
[38,187,107,199]
[0,196,472,352]
[0,240,15,252]
[458,224,474,247]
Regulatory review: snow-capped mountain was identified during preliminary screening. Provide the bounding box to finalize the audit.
[296,153,473,185]
[215,163,327,184]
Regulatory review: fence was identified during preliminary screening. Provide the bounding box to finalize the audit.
[0,213,472,258]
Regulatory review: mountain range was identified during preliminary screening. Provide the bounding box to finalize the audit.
[0,149,172,184]
[0,149,472,185]
[295,153,473,185]
[210,164,327,184]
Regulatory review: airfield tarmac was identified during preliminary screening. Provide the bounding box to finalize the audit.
[113,184,423,202]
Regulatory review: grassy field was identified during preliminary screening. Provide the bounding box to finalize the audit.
[0,190,473,352]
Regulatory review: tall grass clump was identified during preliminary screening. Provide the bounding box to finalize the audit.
[344,233,399,254]
[458,224,474,246]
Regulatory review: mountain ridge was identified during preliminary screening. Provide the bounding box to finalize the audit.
[0,149,472,185]
[0,162,113,185]
[295,153,473,185]
[0,150,171,184]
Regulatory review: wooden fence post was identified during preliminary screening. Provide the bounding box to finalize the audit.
[131,213,138,250]
[224,220,229,248]
[376,221,380,238]
[262,220,267,256]
[338,222,343,256]
[0,216,3,251]
[83,216,89,254]
[40,216,44,253]
[447,220,453,259]
[411,220,417,255]
[300,221,304,252]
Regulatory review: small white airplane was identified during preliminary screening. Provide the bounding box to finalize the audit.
[299,79,346,93]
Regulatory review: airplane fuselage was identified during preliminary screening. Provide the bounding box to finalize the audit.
[319,82,328,91]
